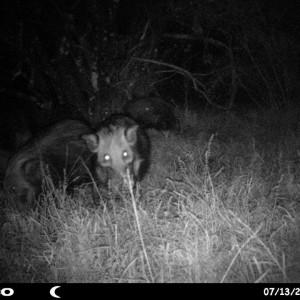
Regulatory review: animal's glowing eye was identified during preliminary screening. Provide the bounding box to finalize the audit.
[104,154,111,161]
[122,151,128,159]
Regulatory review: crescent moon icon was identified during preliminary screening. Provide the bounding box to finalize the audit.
[50,286,61,299]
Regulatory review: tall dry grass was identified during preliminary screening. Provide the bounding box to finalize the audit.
[1,107,300,283]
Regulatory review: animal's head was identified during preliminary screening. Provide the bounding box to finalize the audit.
[82,124,144,190]
[4,156,42,205]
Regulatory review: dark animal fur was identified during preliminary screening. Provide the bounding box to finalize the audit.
[4,120,92,206]
[124,96,180,132]
[82,114,150,191]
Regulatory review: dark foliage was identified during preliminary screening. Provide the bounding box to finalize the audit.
[0,92,48,152]
[124,96,180,132]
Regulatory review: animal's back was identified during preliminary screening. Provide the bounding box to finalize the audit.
[4,119,92,206]
[123,96,180,133]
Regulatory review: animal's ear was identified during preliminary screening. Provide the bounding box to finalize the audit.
[82,134,99,152]
[126,125,139,145]
[22,159,42,184]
